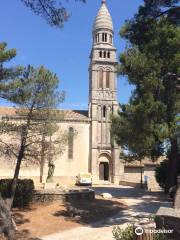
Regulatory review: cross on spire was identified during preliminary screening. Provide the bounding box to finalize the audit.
[102,0,106,4]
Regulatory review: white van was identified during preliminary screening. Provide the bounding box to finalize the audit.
[76,173,92,186]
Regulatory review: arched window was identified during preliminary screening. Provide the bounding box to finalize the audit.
[99,51,102,58]
[99,69,103,88]
[102,33,107,42]
[106,71,110,88]
[107,52,110,58]
[109,35,112,44]
[68,127,74,159]
[103,51,106,58]
[103,105,106,118]
[96,34,99,43]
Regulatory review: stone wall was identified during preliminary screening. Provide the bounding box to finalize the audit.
[33,189,95,203]
[0,121,90,186]
[120,164,161,191]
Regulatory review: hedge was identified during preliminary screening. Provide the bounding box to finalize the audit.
[0,179,34,208]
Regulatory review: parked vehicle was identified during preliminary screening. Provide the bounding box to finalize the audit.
[76,173,92,186]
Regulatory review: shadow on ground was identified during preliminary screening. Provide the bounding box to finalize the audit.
[53,196,127,225]
[53,186,171,229]
[12,207,42,240]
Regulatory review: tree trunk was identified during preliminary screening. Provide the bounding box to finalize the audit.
[165,138,180,193]
[0,195,15,240]
[8,145,25,209]
[40,133,46,183]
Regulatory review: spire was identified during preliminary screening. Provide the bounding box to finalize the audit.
[93,0,113,32]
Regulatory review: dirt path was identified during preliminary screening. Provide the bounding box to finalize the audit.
[41,185,171,240]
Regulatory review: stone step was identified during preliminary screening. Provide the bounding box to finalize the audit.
[92,180,112,185]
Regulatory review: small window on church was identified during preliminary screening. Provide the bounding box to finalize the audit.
[102,33,107,42]
[106,71,110,88]
[99,69,103,88]
[107,52,110,58]
[105,33,107,42]
[103,105,106,118]
[96,34,99,43]
[102,33,105,42]
[99,51,102,58]
[104,51,106,58]
[68,127,74,160]
[110,35,112,44]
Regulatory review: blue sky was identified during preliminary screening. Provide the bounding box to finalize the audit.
[0,0,143,110]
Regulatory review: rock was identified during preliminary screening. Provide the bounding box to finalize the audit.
[101,193,112,199]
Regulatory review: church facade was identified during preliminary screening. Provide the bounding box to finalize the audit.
[0,1,124,185]
[0,1,160,190]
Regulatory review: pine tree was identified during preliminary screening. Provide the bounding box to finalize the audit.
[112,2,180,192]
[0,65,65,208]
[20,0,86,27]
[0,42,23,93]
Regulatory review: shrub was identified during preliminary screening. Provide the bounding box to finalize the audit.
[0,179,34,208]
[112,225,133,240]
[155,158,180,190]
[155,159,169,189]
[112,225,167,240]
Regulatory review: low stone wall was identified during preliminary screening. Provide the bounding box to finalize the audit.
[32,188,95,203]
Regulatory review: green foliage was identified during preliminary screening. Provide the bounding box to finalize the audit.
[112,224,167,240]
[20,0,86,27]
[112,0,180,173]
[0,42,23,97]
[155,160,169,189]
[0,65,66,164]
[155,158,180,189]
[0,51,66,205]
[112,225,133,240]
[0,179,34,207]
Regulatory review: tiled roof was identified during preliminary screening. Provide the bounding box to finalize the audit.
[60,110,89,121]
[124,159,162,167]
[0,107,17,116]
[0,107,89,122]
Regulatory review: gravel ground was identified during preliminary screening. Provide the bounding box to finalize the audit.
[41,185,171,240]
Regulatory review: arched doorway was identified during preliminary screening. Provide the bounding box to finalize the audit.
[99,162,109,180]
[98,153,111,181]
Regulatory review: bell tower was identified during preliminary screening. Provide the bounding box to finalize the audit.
[89,0,123,184]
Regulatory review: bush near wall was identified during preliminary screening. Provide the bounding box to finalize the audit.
[155,159,180,190]
[0,179,34,208]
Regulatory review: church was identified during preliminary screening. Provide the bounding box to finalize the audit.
[0,1,160,190]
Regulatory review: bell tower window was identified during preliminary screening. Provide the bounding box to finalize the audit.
[102,33,107,42]
[107,52,110,58]
[99,51,102,58]
[109,35,112,44]
[96,34,100,43]
[106,71,110,88]
[103,105,106,118]
[99,69,103,88]
[103,51,106,58]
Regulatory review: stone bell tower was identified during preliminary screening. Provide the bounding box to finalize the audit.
[89,0,123,184]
